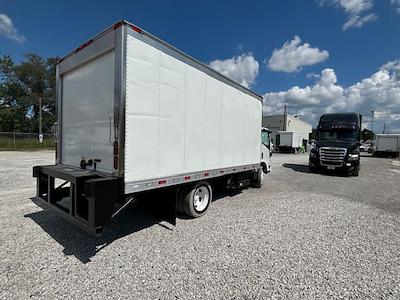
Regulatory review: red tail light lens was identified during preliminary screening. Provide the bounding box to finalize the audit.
[113,141,119,155]
[113,156,118,170]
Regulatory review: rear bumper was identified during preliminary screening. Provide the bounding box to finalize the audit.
[33,165,122,236]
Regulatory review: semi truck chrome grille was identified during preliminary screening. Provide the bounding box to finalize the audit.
[319,147,347,166]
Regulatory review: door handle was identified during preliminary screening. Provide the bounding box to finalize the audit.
[109,114,113,143]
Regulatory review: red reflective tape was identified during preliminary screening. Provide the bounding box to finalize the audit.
[113,21,123,30]
[220,170,224,174]
[184,176,191,180]
[113,156,118,169]
[204,172,209,177]
[159,180,166,185]
[129,24,142,33]
[74,39,93,54]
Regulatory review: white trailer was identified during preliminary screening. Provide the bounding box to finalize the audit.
[33,20,266,235]
[276,131,303,153]
[373,134,400,157]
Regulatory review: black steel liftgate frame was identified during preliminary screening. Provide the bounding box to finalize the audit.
[33,165,122,236]
[32,164,178,236]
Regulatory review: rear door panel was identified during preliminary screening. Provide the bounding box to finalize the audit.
[61,50,114,173]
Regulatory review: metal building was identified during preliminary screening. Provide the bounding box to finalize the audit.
[262,114,312,151]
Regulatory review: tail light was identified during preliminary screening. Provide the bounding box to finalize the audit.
[113,156,118,170]
[113,141,119,169]
[113,141,119,155]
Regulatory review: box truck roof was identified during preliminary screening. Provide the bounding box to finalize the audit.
[58,20,263,101]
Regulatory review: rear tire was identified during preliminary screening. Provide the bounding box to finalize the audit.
[351,167,360,176]
[180,181,212,218]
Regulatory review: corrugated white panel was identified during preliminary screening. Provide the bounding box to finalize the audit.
[204,77,222,169]
[61,50,114,173]
[184,66,206,172]
[233,90,245,165]
[220,86,237,167]
[125,34,261,184]
[158,53,186,176]
[249,98,262,163]
[125,36,160,180]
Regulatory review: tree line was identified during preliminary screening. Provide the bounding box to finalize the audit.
[0,53,58,133]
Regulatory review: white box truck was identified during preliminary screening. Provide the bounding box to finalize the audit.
[33,20,269,235]
[276,131,303,153]
[372,134,400,157]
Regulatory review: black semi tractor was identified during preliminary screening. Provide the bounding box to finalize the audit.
[309,113,362,176]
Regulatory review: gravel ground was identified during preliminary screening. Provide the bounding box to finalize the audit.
[0,151,399,299]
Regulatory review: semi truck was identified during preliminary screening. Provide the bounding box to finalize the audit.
[276,131,303,153]
[309,113,362,176]
[372,134,400,157]
[32,20,269,236]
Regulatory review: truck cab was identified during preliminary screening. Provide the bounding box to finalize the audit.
[309,113,362,176]
[261,127,272,174]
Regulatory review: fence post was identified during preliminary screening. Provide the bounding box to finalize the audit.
[13,132,16,148]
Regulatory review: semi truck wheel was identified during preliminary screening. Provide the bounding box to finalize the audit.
[309,164,317,173]
[180,181,212,218]
[351,167,360,176]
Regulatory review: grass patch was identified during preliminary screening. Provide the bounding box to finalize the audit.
[0,137,55,151]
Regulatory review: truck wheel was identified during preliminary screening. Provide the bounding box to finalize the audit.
[351,167,360,176]
[252,169,263,188]
[180,181,212,218]
[261,163,268,174]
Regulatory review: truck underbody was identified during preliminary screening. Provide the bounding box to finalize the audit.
[372,151,400,158]
[33,164,262,235]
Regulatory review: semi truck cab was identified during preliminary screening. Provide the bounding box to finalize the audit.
[309,113,362,176]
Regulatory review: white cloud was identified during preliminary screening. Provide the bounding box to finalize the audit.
[342,13,377,30]
[339,0,373,14]
[391,0,400,14]
[381,60,400,76]
[209,53,259,88]
[318,0,377,30]
[266,36,329,73]
[0,14,25,43]
[264,60,400,132]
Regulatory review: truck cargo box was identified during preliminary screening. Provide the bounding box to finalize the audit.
[277,131,303,152]
[373,134,400,157]
[33,20,265,235]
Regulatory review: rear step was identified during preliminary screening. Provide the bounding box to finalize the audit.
[33,165,122,236]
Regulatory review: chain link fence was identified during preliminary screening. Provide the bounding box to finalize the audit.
[0,132,55,150]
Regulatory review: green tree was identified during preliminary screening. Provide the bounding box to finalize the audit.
[361,128,374,141]
[0,53,59,133]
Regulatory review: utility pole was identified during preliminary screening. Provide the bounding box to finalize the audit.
[283,104,287,131]
[39,96,43,144]
[371,110,374,133]
[383,123,386,134]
